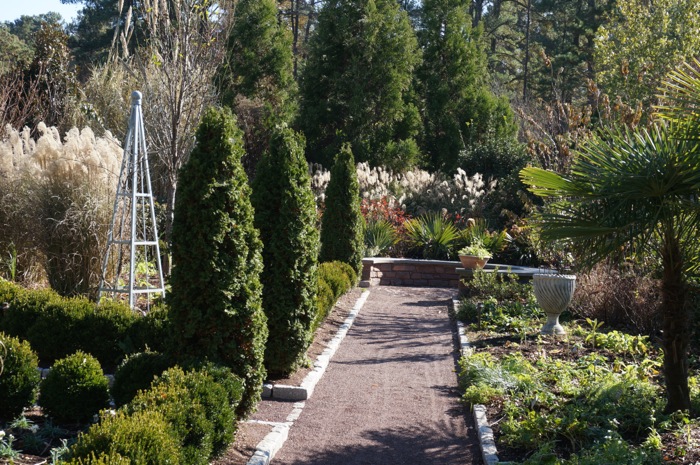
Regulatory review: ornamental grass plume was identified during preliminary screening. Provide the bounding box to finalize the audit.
[0,124,122,295]
[311,162,494,219]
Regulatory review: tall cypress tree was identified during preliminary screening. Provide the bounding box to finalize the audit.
[170,107,268,418]
[298,0,422,170]
[418,0,517,172]
[319,144,364,275]
[251,127,320,377]
[217,0,297,176]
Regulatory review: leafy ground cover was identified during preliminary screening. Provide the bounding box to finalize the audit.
[457,271,700,464]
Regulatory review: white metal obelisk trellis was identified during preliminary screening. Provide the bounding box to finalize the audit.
[99,91,165,309]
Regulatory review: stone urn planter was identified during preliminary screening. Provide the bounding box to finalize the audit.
[532,273,576,335]
[459,255,490,269]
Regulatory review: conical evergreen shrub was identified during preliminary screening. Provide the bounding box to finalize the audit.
[169,107,268,418]
[251,127,319,377]
[319,143,364,275]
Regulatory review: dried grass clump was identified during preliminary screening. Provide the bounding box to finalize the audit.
[570,263,662,335]
[0,124,122,296]
[310,162,495,218]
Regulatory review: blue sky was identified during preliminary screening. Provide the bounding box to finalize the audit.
[0,0,83,23]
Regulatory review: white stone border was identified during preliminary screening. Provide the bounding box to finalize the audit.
[450,298,499,465]
[246,290,370,465]
[262,290,370,401]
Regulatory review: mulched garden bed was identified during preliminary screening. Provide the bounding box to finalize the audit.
[464,327,700,464]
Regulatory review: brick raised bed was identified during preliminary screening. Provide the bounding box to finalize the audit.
[360,258,461,288]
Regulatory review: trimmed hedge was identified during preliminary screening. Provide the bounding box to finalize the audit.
[111,351,173,407]
[126,367,214,465]
[69,409,181,465]
[252,127,320,377]
[319,143,364,275]
[39,351,110,423]
[0,279,169,372]
[314,261,357,330]
[169,107,268,418]
[71,364,243,465]
[0,332,40,421]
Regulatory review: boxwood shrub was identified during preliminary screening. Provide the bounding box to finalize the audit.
[69,409,181,465]
[63,452,132,465]
[111,351,173,407]
[0,279,170,371]
[0,332,40,421]
[39,350,110,423]
[314,260,357,330]
[126,367,213,465]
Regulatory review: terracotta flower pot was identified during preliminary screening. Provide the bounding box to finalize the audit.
[459,255,490,269]
[533,273,576,335]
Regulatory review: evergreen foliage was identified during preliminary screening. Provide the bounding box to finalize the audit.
[218,0,297,176]
[418,0,517,172]
[0,332,40,421]
[169,107,268,418]
[319,144,364,275]
[251,127,319,376]
[69,410,181,465]
[298,0,422,169]
[111,351,172,407]
[39,351,110,423]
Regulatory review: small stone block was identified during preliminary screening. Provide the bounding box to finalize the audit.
[273,384,308,401]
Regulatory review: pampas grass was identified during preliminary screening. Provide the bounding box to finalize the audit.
[310,162,495,218]
[0,124,122,296]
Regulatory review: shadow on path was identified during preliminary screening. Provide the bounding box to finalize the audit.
[280,424,482,465]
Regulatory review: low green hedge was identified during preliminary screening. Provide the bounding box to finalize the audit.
[0,332,40,421]
[69,409,181,465]
[0,279,168,372]
[314,261,357,329]
[39,351,110,423]
[69,364,243,465]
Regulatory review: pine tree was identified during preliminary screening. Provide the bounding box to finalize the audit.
[169,107,268,418]
[319,144,364,275]
[298,0,422,170]
[418,0,516,172]
[251,127,320,376]
[217,0,297,177]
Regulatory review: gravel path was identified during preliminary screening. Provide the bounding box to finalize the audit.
[273,286,481,465]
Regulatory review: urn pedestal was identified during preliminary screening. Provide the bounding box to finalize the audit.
[532,273,576,335]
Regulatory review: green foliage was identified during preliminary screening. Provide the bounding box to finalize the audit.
[0,333,40,421]
[69,410,181,465]
[218,0,297,175]
[169,107,268,418]
[251,127,319,376]
[595,0,700,106]
[417,0,517,172]
[319,144,365,275]
[318,263,351,300]
[314,279,336,330]
[127,368,209,465]
[364,219,398,257]
[39,351,110,424]
[315,261,357,330]
[457,135,531,221]
[298,0,422,168]
[403,212,459,260]
[0,280,160,372]
[180,362,244,455]
[461,268,532,302]
[63,451,133,465]
[111,351,172,407]
[219,0,296,115]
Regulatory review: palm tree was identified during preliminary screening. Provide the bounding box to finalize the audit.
[520,60,700,412]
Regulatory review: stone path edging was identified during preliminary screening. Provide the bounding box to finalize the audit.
[450,298,500,465]
[245,290,370,465]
